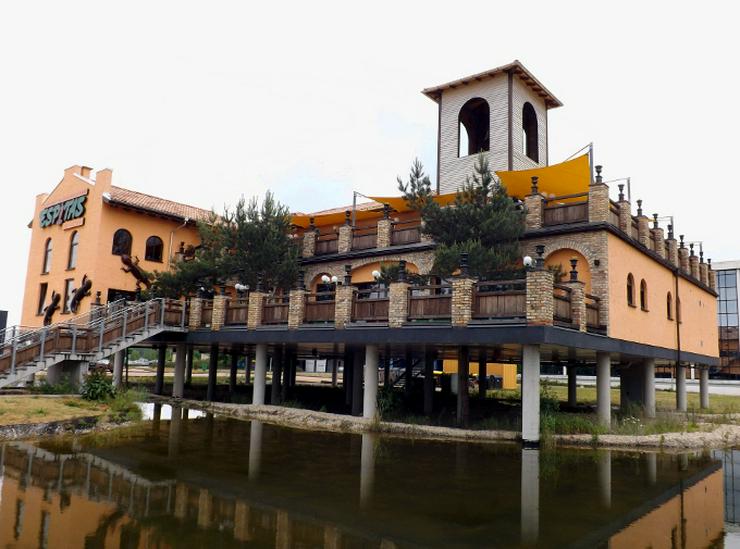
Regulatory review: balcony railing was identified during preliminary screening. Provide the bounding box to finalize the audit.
[262,296,289,325]
[352,288,389,322]
[391,222,421,245]
[352,227,377,250]
[553,284,573,326]
[201,301,213,327]
[408,285,451,322]
[609,200,620,226]
[315,235,339,255]
[586,293,605,334]
[225,297,249,326]
[473,279,526,321]
[304,292,336,323]
[543,193,589,226]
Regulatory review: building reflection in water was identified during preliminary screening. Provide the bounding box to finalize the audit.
[0,412,730,548]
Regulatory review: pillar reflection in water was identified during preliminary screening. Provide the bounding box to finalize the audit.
[248,420,263,482]
[168,405,183,458]
[360,433,377,509]
[152,403,162,435]
[520,447,539,546]
[598,450,611,508]
[646,452,657,485]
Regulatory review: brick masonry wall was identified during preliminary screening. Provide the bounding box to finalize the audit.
[188,298,202,330]
[652,228,665,258]
[376,219,392,248]
[637,216,650,248]
[667,238,679,267]
[618,201,631,233]
[334,285,355,329]
[526,269,554,325]
[699,263,709,286]
[588,184,610,223]
[288,289,305,329]
[679,248,690,274]
[388,282,410,328]
[689,255,700,279]
[451,277,475,327]
[338,225,352,254]
[524,194,544,230]
[566,280,586,331]
[247,292,266,329]
[302,231,316,258]
[709,270,717,291]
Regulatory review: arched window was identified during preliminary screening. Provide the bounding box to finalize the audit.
[458,98,490,157]
[42,238,53,274]
[522,102,539,162]
[145,236,164,262]
[626,273,635,306]
[667,292,673,320]
[67,231,79,270]
[640,279,648,311]
[112,229,132,256]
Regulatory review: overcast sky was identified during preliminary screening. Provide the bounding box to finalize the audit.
[1,1,738,326]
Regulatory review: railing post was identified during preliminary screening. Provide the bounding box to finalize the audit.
[337,211,352,253]
[524,176,545,230]
[159,298,166,326]
[211,295,227,331]
[247,292,267,330]
[526,245,554,325]
[144,301,150,331]
[180,298,187,328]
[564,259,587,332]
[71,325,78,355]
[39,328,47,362]
[98,321,105,353]
[188,298,202,330]
[10,327,17,376]
[451,253,476,327]
[122,310,128,339]
[588,165,610,223]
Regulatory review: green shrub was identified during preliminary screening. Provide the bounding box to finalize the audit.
[107,390,144,423]
[81,371,116,401]
[377,388,403,419]
[32,375,76,395]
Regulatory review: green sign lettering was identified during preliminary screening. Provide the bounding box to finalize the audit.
[39,192,88,228]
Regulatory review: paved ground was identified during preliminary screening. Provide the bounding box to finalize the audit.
[542,374,740,396]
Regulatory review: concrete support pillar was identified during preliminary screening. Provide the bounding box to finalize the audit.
[248,420,263,481]
[168,405,182,458]
[229,350,239,394]
[271,346,283,405]
[173,343,186,398]
[676,363,687,412]
[331,359,338,387]
[598,450,611,509]
[185,346,194,387]
[423,348,435,416]
[646,452,657,485]
[244,351,252,386]
[344,350,353,407]
[360,432,377,509]
[478,348,487,399]
[567,364,577,408]
[643,358,656,418]
[154,345,166,395]
[363,345,379,419]
[456,346,470,426]
[112,350,125,389]
[404,349,413,399]
[520,448,540,545]
[522,345,541,445]
[596,352,611,427]
[700,367,710,409]
[252,344,267,405]
[352,349,363,417]
[206,344,218,402]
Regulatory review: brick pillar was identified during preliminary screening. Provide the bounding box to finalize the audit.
[563,259,586,331]
[334,284,356,329]
[678,237,689,274]
[699,262,709,286]
[708,260,717,291]
[247,291,267,329]
[338,211,352,253]
[635,202,650,248]
[666,233,679,267]
[302,228,317,258]
[376,218,392,248]
[288,289,306,329]
[388,281,410,328]
[524,177,545,229]
[211,295,227,331]
[451,277,476,327]
[419,219,433,243]
[526,268,554,325]
[618,200,631,233]
[689,248,700,279]
[588,184,610,223]
[651,227,665,258]
[188,298,203,330]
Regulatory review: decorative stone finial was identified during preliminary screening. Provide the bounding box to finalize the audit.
[344,210,351,226]
[689,243,695,256]
[535,245,545,269]
[569,258,579,282]
[309,216,315,230]
[700,249,704,263]
[220,284,227,296]
[595,165,603,183]
[679,234,685,247]
[256,274,263,292]
[530,176,539,195]
[297,270,305,290]
[383,203,390,219]
[398,260,407,283]
[344,264,352,285]
[618,183,625,201]
[637,199,643,217]
[95,291,101,305]
[460,252,470,277]
[668,224,674,239]
[708,258,712,268]
[652,214,659,229]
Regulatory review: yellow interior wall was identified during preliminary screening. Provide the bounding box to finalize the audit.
[545,248,591,293]
[442,360,517,390]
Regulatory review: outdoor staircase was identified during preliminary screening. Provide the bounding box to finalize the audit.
[0,298,187,388]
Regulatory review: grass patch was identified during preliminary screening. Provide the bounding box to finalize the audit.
[0,396,107,425]
[106,390,145,423]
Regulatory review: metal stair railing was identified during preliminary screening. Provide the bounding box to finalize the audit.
[0,298,187,379]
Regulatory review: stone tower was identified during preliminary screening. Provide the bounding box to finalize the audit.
[422,60,562,194]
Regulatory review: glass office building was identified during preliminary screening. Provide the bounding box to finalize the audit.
[714,261,740,376]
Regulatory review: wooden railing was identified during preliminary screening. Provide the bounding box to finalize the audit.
[352,227,377,250]
[543,193,589,226]
[408,285,451,321]
[315,235,339,255]
[225,297,249,325]
[472,280,526,320]
[630,217,639,239]
[201,301,213,327]
[391,222,421,246]
[585,293,604,333]
[553,284,572,325]
[262,297,289,325]
[304,292,336,323]
[352,289,389,322]
[609,201,621,227]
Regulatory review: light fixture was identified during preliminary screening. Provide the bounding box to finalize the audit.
[330,275,339,284]
[523,256,533,267]
[321,275,331,284]
[234,283,248,292]
[372,270,381,279]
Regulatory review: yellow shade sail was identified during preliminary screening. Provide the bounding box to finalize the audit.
[495,153,591,200]
[291,207,384,229]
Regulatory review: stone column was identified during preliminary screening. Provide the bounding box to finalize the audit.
[451,276,476,327]
[288,288,306,329]
[377,207,392,248]
[643,358,656,418]
[388,281,410,328]
[522,344,541,445]
[708,260,717,291]
[113,350,125,389]
[651,217,665,258]
[424,347,435,415]
[524,177,545,229]
[302,222,317,258]
[699,261,709,286]
[337,211,352,253]
[206,343,219,402]
[689,246,700,279]
[596,352,611,427]
[636,201,651,248]
[155,345,167,395]
[188,298,203,330]
[246,291,266,330]
[678,236,690,274]
[588,182,610,223]
[363,345,379,419]
[676,362,687,412]
[617,194,631,233]
[567,363,577,408]
[253,344,267,405]
[173,343,186,398]
[211,295,227,331]
[526,266,554,326]
[334,282,356,329]
[700,367,710,409]
[564,259,586,331]
[456,346,470,426]
[520,448,540,545]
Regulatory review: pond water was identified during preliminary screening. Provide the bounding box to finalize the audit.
[0,404,736,548]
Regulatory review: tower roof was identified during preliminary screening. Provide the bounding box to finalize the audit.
[422,59,563,109]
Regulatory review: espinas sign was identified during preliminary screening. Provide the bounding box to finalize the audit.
[40,191,88,228]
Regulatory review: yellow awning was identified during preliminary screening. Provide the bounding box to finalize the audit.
[367,192,458,212]
[291,207,384,229]
[495,153,591,200]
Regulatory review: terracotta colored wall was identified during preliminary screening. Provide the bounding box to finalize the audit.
[21,166,200,327]
[607,234,718,357]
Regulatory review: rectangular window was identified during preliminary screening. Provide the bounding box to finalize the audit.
[37,283,48,315]
[63,278,74,314]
